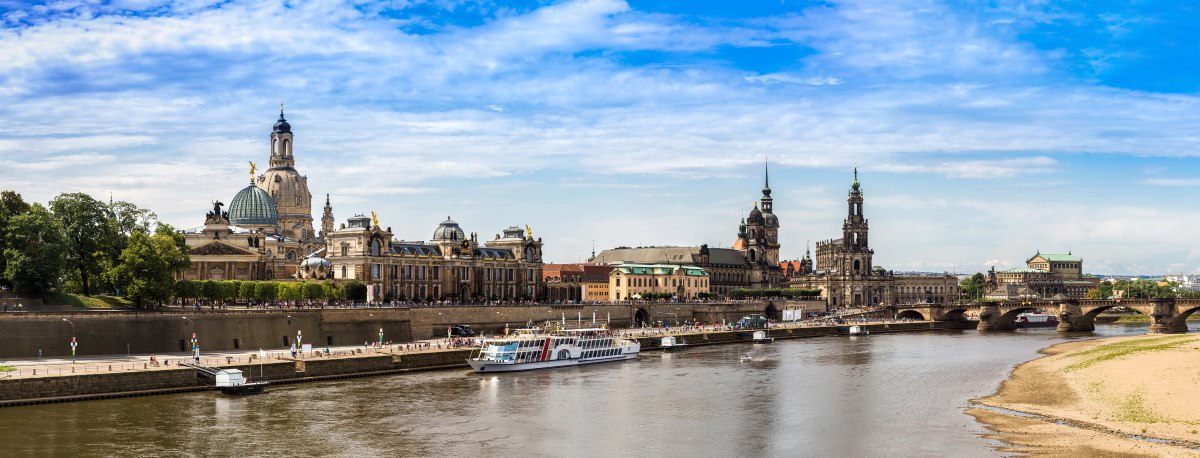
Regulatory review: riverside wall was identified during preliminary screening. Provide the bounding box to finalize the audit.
[0,300,823,358]
[0,320,962,407]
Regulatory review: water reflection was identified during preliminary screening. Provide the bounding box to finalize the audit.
[0,324,1151,456]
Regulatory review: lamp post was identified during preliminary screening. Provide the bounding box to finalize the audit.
[286,315,301,351]
[666,312,679,326]
[181,316,198,363]
[61,319,76,364]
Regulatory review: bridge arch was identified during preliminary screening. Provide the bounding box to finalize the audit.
[634,308,650,328]
[993,307,1040,330]
[938,308,969,321]
[1168,304,1200,333]
[1076,304,1148,331]
[764,303,780,321]
[897,310,925,321]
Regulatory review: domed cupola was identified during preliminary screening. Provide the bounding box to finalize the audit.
[273,111,291,134]
[433,216,466,241]
[228,184,279,227]
[747,204,764,224]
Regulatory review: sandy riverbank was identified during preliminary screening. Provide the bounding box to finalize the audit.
[968,334,1200,456]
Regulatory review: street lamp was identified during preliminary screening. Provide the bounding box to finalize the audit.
[181,316,198,363]
[61,319,76,364]
[286,315,301,351]
[666,312,679,326]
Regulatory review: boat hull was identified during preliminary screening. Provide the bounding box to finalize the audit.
[468,353,637,373]
[219,381,268,395]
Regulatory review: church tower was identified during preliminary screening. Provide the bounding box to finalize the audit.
[759,158,780,266]
[320,194,335,240]
[257,107,317,244]
[841,168,873,274]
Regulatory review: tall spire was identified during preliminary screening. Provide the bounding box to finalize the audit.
[762,156,772,197]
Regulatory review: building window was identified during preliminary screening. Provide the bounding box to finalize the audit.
[341,265,347,278]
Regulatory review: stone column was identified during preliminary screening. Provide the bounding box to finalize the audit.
[1056,302,1087,332]
[976,304,999,331]
[1148,300,1178,334]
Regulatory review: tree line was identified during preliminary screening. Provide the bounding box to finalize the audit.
[1,190,189,307]
[174,279,368,303]
[729,288,822,298]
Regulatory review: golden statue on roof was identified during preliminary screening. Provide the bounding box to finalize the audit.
[248,161,256,183]
[371,211,379,228]
[525,224,532,238]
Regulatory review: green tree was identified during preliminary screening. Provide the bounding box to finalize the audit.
[3,203,68,295]
[959,272,987,301]
[175,279,198,301]
[1085,281,1115,299]
[239,281,257,301]
[256,281,278,302]
[107,224,191,308]
[303,282,326,301]
[0,191,32,289]
[50,192,116,296]
[344,280,367,302]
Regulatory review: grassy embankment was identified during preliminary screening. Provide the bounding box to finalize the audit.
[42,292,134,309]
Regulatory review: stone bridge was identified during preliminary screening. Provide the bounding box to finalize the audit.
[894,298,1200,334]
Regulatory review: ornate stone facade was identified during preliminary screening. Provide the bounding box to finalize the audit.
[985,252,1101,300]
[325,217,544,301]
[788,169,958,307]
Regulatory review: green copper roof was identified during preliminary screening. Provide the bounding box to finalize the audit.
[613,263,709,276]
[1035,253,1081,262]
[229,184,278,226]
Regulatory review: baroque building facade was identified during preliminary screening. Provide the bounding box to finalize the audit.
[180,109,318,281]
[180,110,546,300]
[324,216,544,301]
[984,252,1101,300]
[589,160,782,296]
[787,169,958,307]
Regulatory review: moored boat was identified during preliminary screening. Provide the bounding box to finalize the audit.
[751,330,774,343]
[214,369,268,395]
[467,328,640,373]
[848,325,869,336]
[1015,311,1059,328]
[660,336,688,351]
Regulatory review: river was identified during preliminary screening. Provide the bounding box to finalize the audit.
[0,324,1152,456]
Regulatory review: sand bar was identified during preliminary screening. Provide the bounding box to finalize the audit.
[969,334,1200,456]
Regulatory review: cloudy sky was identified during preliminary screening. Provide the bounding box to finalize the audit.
[2,0,1198,275]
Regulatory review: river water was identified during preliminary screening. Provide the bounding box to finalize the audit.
[0,324,1152,456]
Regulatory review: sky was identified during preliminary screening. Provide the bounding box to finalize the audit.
[1,0,1199,276]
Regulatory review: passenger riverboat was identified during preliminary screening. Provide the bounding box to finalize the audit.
[467,328,640,373]
[1015,311,1059,328]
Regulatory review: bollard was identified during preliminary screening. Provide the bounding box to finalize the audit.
[109,365,112,371]
[33,369,36,375]
[72,367,75,373]
[144,363,148,369]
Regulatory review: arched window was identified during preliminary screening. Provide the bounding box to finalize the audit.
[370,238,382,256]
[853,260,860,271]
[749,250,756,262]
[286,250,297,261]
[341,265,347,278]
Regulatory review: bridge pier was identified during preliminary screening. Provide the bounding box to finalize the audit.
[976,304,1002,331]
[1055,303,1090,332]
[1148,301,1179,334]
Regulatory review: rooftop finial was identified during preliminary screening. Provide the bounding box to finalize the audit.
[764,155,770,189]
[248,161,257,183]
[280,101,285,116]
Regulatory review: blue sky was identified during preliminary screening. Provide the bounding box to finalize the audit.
[2,0,1199,275]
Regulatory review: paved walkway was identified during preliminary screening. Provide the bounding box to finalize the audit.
[0,319,921,380]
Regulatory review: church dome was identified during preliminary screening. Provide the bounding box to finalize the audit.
[300,256,331,268]
[228,184,278,227]
[273,112,291,133]
[763,213,779,227]
[433,216,466,241]
[747,205,763,224]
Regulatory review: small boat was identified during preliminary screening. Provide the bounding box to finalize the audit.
[660,336,688,352]
[740,353,754,362]
[848,325,869,336]
[214,369,268,395]
[467,327,640,373]
[1015,311,1059,328]
[751,330,774,343]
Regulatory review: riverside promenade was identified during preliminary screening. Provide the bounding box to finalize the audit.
[0,318,954,406]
